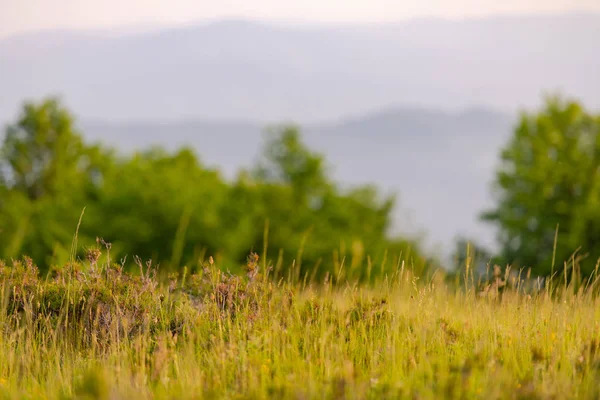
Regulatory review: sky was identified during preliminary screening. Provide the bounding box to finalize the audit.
[1,0,599,38]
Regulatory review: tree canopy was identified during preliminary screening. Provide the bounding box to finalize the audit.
[483,96,600,277]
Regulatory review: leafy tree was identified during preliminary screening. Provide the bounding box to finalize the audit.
[0,98,106,264]
[482,96,600,277]
[254,126,330,206]
[2,98,94,199]
[87,147,231,269]
[250,126,426,281]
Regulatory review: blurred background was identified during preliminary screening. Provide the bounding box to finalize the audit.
[1,0,599,279]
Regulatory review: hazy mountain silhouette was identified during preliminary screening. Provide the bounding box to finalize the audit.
[1,14,599,122]
[82,107,514,257]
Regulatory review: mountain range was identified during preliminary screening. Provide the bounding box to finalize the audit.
[1,13,599,122]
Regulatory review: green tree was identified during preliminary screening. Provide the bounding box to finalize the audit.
[250,126,426,281]
[2,98,89,200]
[0,98,106,265]
[254,126,330,206]
[482,96,600,277]
[86,147,232,269]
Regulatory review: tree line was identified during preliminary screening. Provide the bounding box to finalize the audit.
[0,98,426,280]
[1,96,599,280]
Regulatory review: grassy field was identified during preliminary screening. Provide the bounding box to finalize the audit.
[1,249,599,400]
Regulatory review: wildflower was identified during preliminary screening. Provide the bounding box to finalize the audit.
[86,248,102,268]
[247,252,259,280]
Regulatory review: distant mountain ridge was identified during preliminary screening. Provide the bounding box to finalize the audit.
[1,13,599,123]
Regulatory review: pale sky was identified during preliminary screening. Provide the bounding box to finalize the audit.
[1,0,599,38]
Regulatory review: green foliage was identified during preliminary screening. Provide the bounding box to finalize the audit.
[483,96,600,277]
[0,98,109,265]
[248,126,424,280]
[254,126,330,204]
[0,98,426,280]
[84,147,231,268]
[2,98,85,200]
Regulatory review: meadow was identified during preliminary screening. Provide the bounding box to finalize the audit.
[1,243,599,400]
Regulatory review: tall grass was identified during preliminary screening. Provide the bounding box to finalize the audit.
[1,245,599,399]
